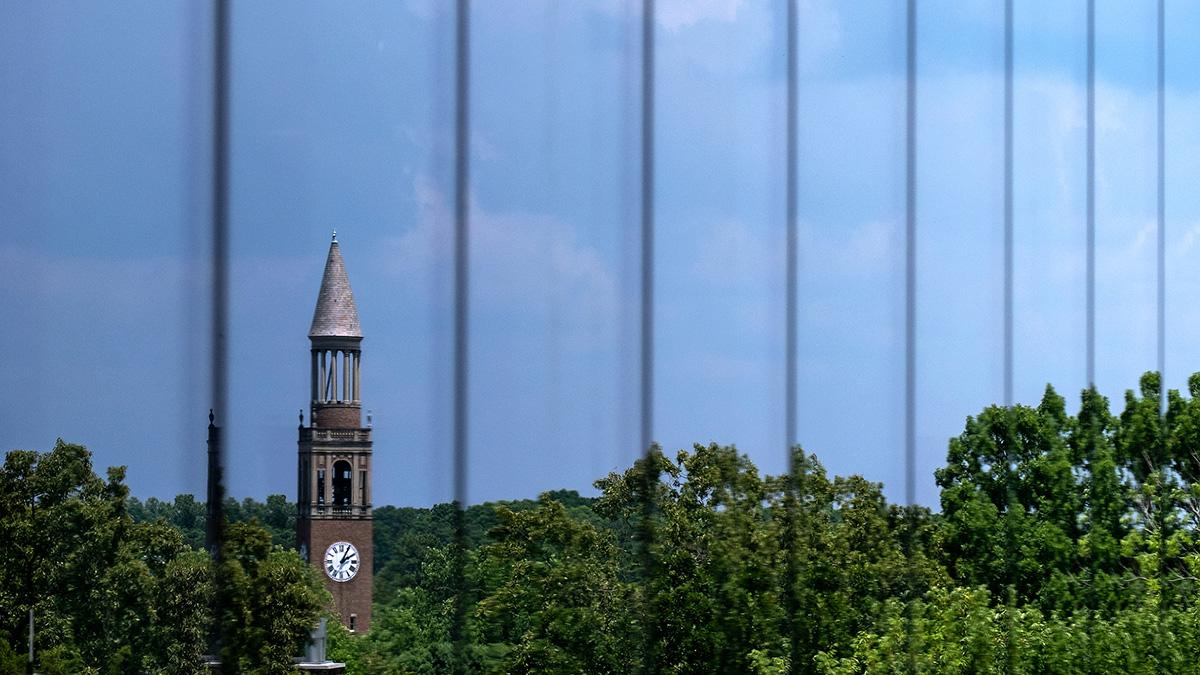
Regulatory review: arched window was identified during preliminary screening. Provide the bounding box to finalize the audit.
[332,460,352,506]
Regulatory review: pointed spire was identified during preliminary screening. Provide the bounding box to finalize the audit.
[309,235,362,338]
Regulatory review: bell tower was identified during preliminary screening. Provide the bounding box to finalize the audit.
[297,232,373,633]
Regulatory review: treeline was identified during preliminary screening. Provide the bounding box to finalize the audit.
[0,442,326,674]
[127,493,295,551]
[12,371,1200,673]
[325,442,935,673]
[330,372,1200,673]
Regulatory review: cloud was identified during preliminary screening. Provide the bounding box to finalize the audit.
[402,0,438,21]
[375,174,619,345]
[586,0,746,31]
[691,219,783,285]
[0,246,208,316]
[657,0,744,31]
[796,0,843,68]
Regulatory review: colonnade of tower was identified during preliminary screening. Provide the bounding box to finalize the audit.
[312,348,361,404]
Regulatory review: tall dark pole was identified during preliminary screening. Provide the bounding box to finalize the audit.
[209,0,230,667]
[205,410,223,554]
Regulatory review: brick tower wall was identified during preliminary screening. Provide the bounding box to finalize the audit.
[302,519,373,632]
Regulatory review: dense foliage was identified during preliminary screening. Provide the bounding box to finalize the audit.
[325,444,938,674]
[0,440,325,674]
[14,371,1200,673]
[128,492,296,552]
[332,373,1200,673]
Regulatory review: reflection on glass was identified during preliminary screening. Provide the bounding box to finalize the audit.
[467,2,640,502]
[915,2,1005,505]
[1013,0,1088,406]
[796,3,907,502]
[1093,0,1157,401]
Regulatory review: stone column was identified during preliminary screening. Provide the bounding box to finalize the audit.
[318,351,326,404]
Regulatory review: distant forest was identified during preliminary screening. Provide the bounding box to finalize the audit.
[10,371,1200,672]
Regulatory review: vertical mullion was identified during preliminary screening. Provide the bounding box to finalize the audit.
[639,3,659,673]
[640,0,655,456]
[1086,0,1095,387]
[1002,5,1019,661]
[784,2,801,671]
[451,0,470,667]
[786,0,798,453]
[453,0,470,511]
[905,0,917,507]
[1157,0,1165,411]
[1004,0,1014,407]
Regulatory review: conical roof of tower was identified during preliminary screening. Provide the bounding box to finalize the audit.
[309,234,362,338]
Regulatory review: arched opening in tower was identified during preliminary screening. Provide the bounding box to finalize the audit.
[332,460,352,507]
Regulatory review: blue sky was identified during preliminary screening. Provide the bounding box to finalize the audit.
[3,1,1200,507]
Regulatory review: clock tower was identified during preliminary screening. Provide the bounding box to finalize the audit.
[297,233,373,632]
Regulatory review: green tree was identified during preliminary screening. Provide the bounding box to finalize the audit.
[154,550,214,674]
[0,638,25,675]
[0,440,148,671]
[217,521,327,674]
[1070,386,1128,611]
[128,494,207,550]
[785,450,941,671]
[935,388,1080,610]
[2,442,324,673]
[473,495,637,674]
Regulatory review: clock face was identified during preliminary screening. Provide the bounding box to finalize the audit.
[323,541,360,582]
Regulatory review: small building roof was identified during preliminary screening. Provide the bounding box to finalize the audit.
[309,234,362,338]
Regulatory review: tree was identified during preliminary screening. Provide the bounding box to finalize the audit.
[217,521,328,674]
[473,495,637,674]
[784,450,941,671]
[1,442,324,673]
[935,388,1080,610]
[154,550,214,674]
[1070,385,1128,611]
[0,440,149,671]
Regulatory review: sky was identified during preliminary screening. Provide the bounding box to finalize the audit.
[3,1,1200,508]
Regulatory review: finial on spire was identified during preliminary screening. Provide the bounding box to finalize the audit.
[209,409,215,425]
[299,409,304,426]
[331,229,337,243]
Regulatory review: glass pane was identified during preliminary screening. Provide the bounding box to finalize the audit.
[467,2,640,502]
[0,2,211,498]
[797,2,908,501]
[1164,2,1200,393]
[227,1,455,506]
[1094,0,1157,399]
[654,1,787,474]
[1013,0,1088,405]
[916,0,1005,504]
